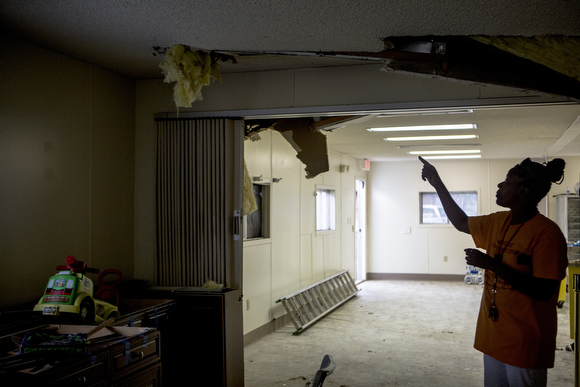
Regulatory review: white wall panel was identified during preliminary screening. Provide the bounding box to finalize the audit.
[242,243,272,330]
[270,131,301,310]
[311,234,325,282]
[322,233,340,277]
[300,235,313,288]
[244,130,272,181]
[300,172,320,234]
[427,228,476,274]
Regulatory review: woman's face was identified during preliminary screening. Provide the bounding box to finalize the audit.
[496,169,525,208]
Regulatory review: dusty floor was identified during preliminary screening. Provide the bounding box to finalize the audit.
[244,280,575,386]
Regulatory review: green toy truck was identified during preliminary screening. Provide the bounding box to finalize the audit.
[33,255,121,323]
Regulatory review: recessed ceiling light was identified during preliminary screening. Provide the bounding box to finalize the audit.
[377,109,474,118]
[367,124,477,132]
[396,143,481,149]
[408,150,481,155]
[385,134,479,141]
[419,155,482,160]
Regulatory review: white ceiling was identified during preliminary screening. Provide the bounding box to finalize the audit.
[322,103,580,161]
[2,0,580,161]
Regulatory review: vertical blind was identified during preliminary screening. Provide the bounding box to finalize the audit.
[156,118,229,287]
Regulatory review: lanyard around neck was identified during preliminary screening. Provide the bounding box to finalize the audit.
[489,219,526,322]
[497,220,526,261]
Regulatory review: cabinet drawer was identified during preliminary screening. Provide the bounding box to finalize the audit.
[113,363,161,387]
[51,355,109,386]
[111,331,160,379]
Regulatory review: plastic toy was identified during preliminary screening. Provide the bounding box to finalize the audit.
[464,265,484,285]
[33,255,122,323]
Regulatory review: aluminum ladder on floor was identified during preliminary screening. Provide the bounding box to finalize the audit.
[276,270,360,335]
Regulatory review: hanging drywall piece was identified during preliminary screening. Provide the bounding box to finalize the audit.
[273,118,330,179]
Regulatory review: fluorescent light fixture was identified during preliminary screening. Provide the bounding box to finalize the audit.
[377,109,473,118]
[385,134,479,142]
[408,150,481,155]
[420,155,482,160]
[396,143,481,149]
[367,124,477,132]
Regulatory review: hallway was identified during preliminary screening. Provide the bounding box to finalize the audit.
[244,280,574,386]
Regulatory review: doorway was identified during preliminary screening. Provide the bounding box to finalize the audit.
[355,178,367,283]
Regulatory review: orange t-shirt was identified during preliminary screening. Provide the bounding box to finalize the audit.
[468,211,568,369]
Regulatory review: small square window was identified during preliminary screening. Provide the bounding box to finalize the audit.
[420,191,478,224]
[316,186,336,232]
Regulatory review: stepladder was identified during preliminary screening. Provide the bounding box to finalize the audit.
[276,270,361,335]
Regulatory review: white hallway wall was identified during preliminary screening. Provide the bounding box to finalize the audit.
[367,158,580,276]
[243,129,364,335]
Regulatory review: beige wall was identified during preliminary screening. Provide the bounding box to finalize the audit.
[0,36,135,308]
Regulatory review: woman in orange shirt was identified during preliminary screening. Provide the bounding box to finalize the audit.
[420,156,567,387]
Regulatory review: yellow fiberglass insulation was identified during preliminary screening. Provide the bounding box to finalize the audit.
[159,44,222,108]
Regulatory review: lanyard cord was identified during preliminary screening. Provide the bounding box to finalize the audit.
[489,219,526,321]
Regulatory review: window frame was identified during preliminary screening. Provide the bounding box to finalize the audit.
[316,185,337,235]
[419,190,479,225]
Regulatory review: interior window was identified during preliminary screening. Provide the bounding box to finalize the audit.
[316,186,336,232]
[420,191,478,224]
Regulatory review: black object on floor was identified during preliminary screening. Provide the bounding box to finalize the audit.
[312,354,335,387]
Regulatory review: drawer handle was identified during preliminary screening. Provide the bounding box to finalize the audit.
[131,351,145,360]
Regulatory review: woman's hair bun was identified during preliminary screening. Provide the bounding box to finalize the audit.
[513,158,566,204]
[545,158,565,184]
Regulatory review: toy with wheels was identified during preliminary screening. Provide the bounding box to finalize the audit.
[464,265,484,285]
[33,255,122,323]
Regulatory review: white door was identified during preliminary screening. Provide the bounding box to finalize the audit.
[355,179,367,282]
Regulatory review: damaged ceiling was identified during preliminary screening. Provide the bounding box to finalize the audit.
[361,35,580,99]
[2,0,579,80]
[2,0,580,174]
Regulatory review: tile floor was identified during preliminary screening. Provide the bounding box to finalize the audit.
[244,280,575,386]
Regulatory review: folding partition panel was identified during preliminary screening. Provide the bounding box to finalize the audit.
[155,118,243,289]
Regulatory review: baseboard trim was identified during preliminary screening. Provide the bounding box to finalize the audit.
[367,273,465,281]
[244,314,292,347]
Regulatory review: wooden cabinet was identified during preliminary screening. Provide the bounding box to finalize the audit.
[0,325,161,386]
[114,363,161,387]
[0,293,243,386]
[37,350,111,386]
[131,288,245,386]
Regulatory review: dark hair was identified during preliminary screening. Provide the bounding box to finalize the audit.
[512,158,565,204]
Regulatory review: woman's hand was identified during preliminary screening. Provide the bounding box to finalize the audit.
[419,156,442,188]
[418,156,470,234]
[464,248,496,271]
[465,247,561,301]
